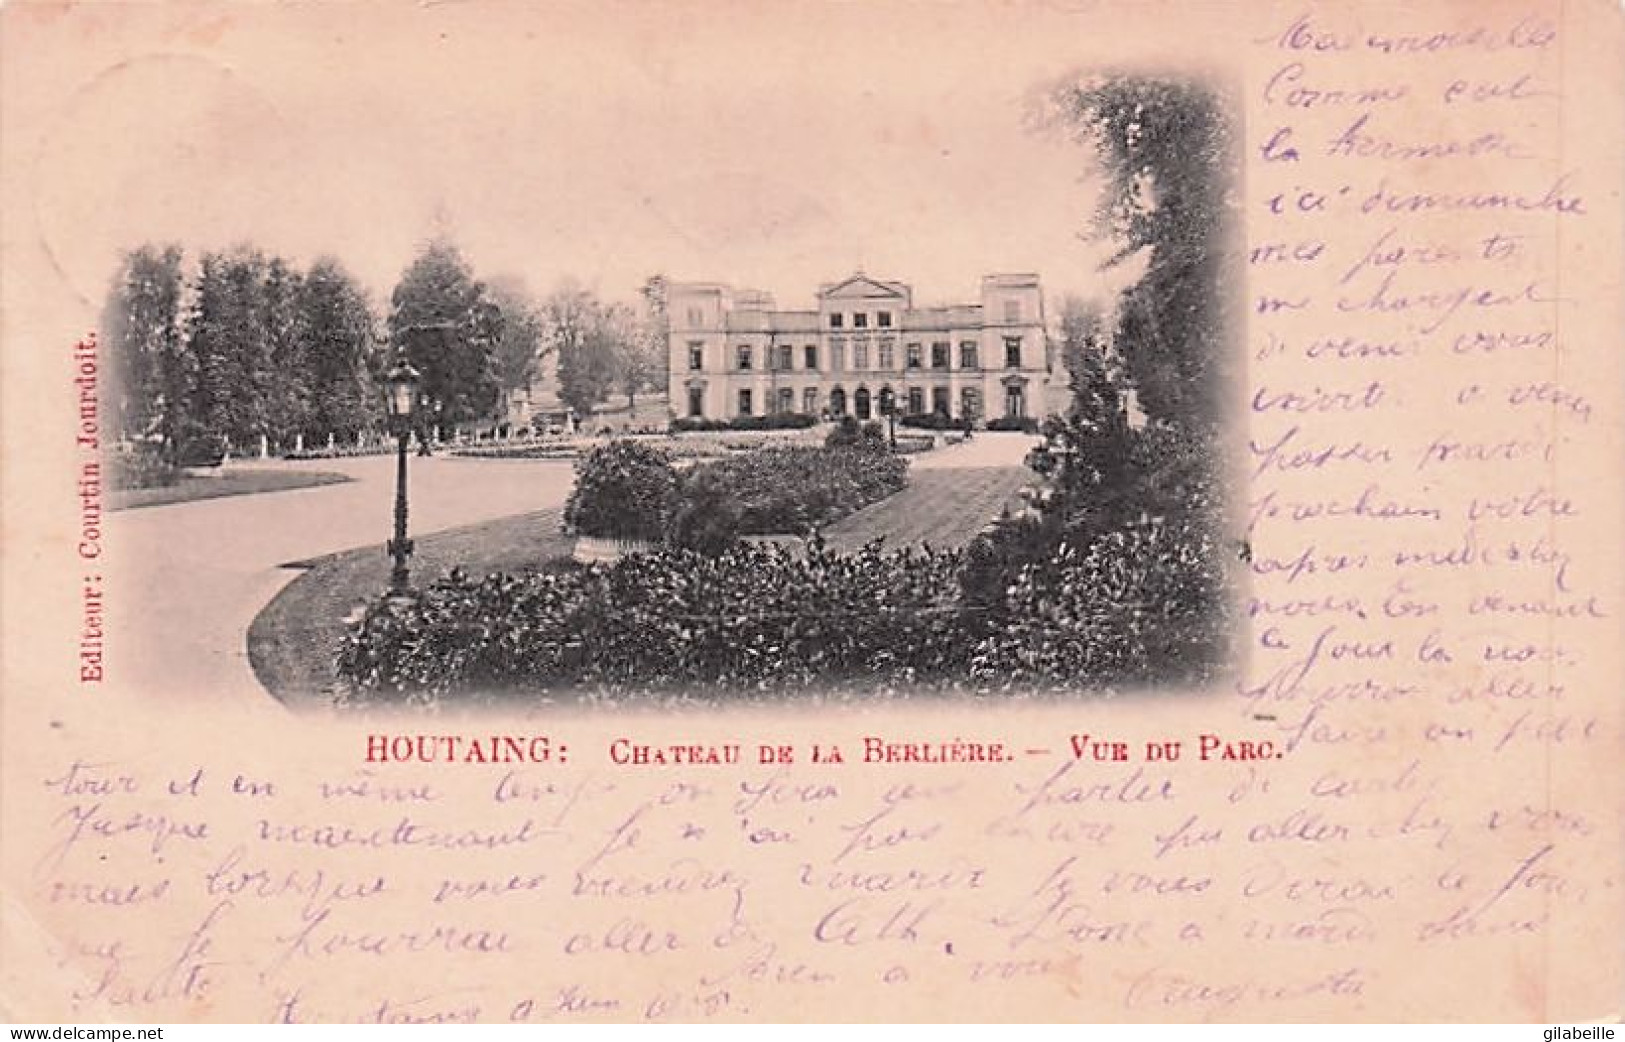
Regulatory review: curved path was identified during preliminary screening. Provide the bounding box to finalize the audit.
[107,454,579,704]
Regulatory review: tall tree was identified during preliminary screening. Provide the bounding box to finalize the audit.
[542,284,622,417]
[620,274,671,410]
[487,276,547,398]
[298,257,377,442]
[101,244,185,447]
[185,248,283,451]
[1045,74,1235,431]
[259,256,309,448]
[388,238,502,429]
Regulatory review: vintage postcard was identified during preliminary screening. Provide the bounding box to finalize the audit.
[1,0,1620,1024]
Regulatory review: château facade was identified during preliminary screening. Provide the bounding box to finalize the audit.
[666,273,1056,424]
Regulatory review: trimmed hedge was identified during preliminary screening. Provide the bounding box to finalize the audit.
[671,413,818,433]
[683,444,907,537]
[899,413,955,430]
[985,416,1039,433]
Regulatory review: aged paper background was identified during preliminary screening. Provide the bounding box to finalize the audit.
[1,0,1621,1023]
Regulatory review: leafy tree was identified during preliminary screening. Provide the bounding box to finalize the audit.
[297,257,377,443]
[621,274,671,410]
[388,238,502,429]
[487,277,547,399]
[259,256,309,448]
[185,248,282,452]
[543,284,623,417]
[1045,74,1235,431]
[101,243,185,449]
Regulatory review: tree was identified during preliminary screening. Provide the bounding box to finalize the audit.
[259,256,309,448]
[1045,74,1235,432]
[621,274,671,411]
[185,248,286,452]
[1055,295,1108,399]
[298,257,377,443]
[487,277,547,400]
[388,238,502,430]
[101,244,185,448]
[542,284,622,417]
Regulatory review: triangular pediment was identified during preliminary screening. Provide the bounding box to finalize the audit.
[819,274,907,301]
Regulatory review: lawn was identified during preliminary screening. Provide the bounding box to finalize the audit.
[111,468,351,511]
[247,507,573,704]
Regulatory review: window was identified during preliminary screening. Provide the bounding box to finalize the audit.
[829,312,844,329]
[777,388,794,414]
[775,344,793,371]
[852,341,869,370]
[688,386,704,417]
[737,345,754,370]
[1003,299,1022,323]
[853,312,868,329]
[906,343,922,369]
[878,340,895,369]
[1004,336,1022,368]
[960,387,981,421]
[804,344,818,369]
[907,388,924,415]
[830,337,845,371]
[803,387,818,414]
[1005,384,1025,418]
[932,387,950,415]
[738,389,754,416]
[877,311,892,328]
[930,342,949,369]
[688,342,704,371]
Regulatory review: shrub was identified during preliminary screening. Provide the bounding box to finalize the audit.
[108,441,179,490]
[336,539,971,701]
[562,440,677,540]
[824,416,889,450]
[671,413,818,433]
[667,467,744,555]
[985,416,1039,433]
[969,516,1231,687]
[671,417,733,433]
[728,412,818,431]
[176,433,229,467]
[688,445,907,535]
[899,413,955,430]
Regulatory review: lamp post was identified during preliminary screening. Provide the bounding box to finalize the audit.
[881,389,897,448]
[385,357,421,598]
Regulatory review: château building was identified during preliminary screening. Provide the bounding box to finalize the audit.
[666,273,1056,424]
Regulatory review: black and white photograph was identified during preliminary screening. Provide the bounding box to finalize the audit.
[4,0,1621,1027]
[83,30,1240,709]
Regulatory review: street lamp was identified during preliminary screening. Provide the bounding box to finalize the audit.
[880,390,897,448]
[385,357,421,597]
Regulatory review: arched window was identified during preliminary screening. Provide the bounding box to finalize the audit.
[854,387,872,420]
[829,387,847,416]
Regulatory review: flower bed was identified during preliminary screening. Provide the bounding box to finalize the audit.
[453,439,584,460]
